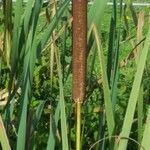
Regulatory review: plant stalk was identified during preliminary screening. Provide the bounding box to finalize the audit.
[3,0,12,68]
[76,102,81,150]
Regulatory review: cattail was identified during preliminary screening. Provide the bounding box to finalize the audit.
[72,0,87,149]
[72,0,87,103]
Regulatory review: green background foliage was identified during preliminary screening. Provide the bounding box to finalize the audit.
[0,0,150,150]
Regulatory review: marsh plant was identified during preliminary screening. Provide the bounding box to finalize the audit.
[0,0,150,150]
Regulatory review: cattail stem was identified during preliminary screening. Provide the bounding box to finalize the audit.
[76,102,81,150]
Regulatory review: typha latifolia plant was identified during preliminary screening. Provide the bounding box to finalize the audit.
[72,0,87,150]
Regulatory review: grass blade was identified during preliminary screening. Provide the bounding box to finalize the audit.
[46,101,60,150]
[0,115,11,150]
[118,28,150,150]
[88,0,108,30]
[55,47,69,150]
[3,0,12,68]
[136,11,144,146]
[87,0,108,52]
[90,24,115,137]
[37,0,69,56]
[137,86,143,145]
[17,1,43,149]
[140,107,150,150]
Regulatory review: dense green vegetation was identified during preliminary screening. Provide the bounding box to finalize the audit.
[0,0,150,150]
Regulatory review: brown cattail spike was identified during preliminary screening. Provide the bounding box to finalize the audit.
[72,0,87,103]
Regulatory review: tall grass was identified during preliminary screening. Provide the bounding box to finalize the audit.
[0,0,150,149]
